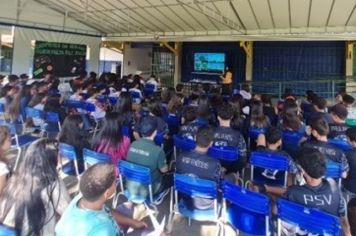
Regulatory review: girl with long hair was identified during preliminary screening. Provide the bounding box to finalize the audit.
[0,139,70,236]
[58,114,89,164]
[92,112,130,166]
[280,99,305,133]
[0,126,11,194]
[249,100,270,129]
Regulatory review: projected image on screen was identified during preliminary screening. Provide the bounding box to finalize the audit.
[194,53,225,73]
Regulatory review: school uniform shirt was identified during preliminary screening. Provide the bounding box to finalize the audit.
[303,140,349,173]
[179,118,208,140]
[328,123,349,141]
[343,148,356,194]
[213,126,247,172]
[126,138,167,196]
[286,178,346,217]
[176,150,222,210]
[306,111,333,125]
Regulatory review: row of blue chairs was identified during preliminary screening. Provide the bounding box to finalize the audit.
[114,160,341,236]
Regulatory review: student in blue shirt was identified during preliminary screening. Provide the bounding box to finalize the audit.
[56,163,147,236]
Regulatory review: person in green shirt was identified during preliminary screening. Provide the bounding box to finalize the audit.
[126,116,171,198]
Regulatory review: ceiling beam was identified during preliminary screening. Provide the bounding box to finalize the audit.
[176,0,244,32]
[247,0,260,30]
[345,1,356,26]
[229,1,247,32]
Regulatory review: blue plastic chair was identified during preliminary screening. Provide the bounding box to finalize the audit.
[59,143,80,179]
[249,151,290,188]
[249,127,266,141]
[173,135,196,159]
[143,83,155,97]
[1,121,39,170]
[0,103,5,121]
[25,107,45,131]
[165,114,181,135]
[154,132,165,146]
[222,181,271,236]
[43,111,61,136]
[108,96,118,106]
[282,130,304,159]
[171,174,220,232]
[207,146,239,162]
[83,148,111,169]
[326,161,343,187]
[116,160,168,210]
[0,224,16,236]
[277,198,341,236]
[328,139,353,152]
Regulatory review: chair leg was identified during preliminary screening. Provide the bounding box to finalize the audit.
[13,147,22,171]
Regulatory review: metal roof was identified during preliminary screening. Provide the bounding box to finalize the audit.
[9,0,356,40]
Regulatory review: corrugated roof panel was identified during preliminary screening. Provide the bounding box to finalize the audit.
[269,0,289,28]
[309,0,333,27]
[232,0,259,29]
[250,0,274,29]
[328,0,355,26]
[290,0,309,27]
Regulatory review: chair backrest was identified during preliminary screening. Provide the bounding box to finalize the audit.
[277,198,341,236]
[96,95,107,103]
[108,96,118,106]
[173,135,196,151]
[165,114,180,135]
[326,161,343,187]
[83,148,111,168]
[80,102,96,112]
[328,139,352,152]
[144,83,155,91]
[250,151,290,187]
[249,127,266,140]
[45,112,60,123]
[154,132,165,146]
[250,151,290,171]
[222,181,270,235]
[25,107,44,119]
[282,130,303,158]
[118,160,152,185]
[130,91,141,99]
[63,99,82,109]
[174,173,217,199]
[0,224,16,236]
[59,143,77,161]
[207,145,238,161]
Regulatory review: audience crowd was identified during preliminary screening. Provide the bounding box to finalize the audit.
[0,71,354,235]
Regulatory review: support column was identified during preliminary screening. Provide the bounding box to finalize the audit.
[240,41,253,82]
[174,42,182,86]
[346,41,354,94]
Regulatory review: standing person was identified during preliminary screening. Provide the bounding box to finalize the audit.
[344,127,356,195]
[0,126,11,194]
[220,66,232,95]
[0,139,71,236]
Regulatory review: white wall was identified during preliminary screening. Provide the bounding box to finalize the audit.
[100,48,123,62]
[12,27,101,75]
[123,44,152,76]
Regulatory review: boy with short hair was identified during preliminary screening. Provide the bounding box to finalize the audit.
[328,104,349,141]
[344,127,356,195]
[303,117,349,178]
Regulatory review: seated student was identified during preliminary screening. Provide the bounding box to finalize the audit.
[126,116,171,197]
[129,80,143,105]
[348,197,356,234]
[261,94,277,126]
[306,95,333,125]
[213,103,247,173]
[279,100,306,134]
[281,148,351,236]
[254,127,298,186]
[55,163,147,236]
[341,93,355,109]
[146,75,159,92]
[344,127,356,195]
[176,126,227,210]
[303,117,349,178]
[133,98,168,140]
[179,106,198,140]
[86,84,107,120]
[59,114,90,170]
[0,126,11,194]
[0,139,71,236]
[92,112,130,167]
[328,104,349,141]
